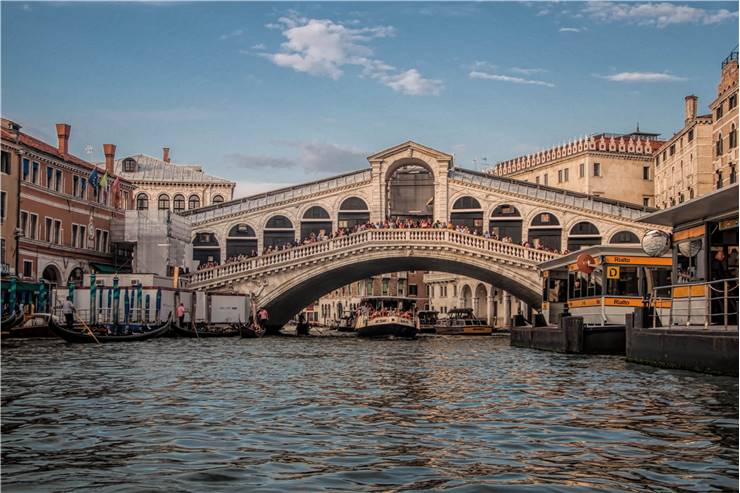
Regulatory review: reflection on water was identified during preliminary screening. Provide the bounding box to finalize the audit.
[1,336,737,492]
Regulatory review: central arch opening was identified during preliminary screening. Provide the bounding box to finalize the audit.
[385,161,434,222]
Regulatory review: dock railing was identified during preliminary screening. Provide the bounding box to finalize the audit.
[651,278,739,329]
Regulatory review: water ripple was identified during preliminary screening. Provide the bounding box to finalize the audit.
[1,336,737,492]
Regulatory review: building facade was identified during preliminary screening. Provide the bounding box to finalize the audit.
[653,96,714,208]
[0,119,135,295]
[113,149,235,215]
[711,49,739,190]
[488,131,663,207]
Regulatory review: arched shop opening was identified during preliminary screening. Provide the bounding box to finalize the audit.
[42,265,62,286]
[386,163,434,222]
[67,267,84,287]
[301,206,332,239]
[263,215,295,249]
[450,196,483,230]
[528,213,562,250]
[226,224,258,258]
[338,197,370,229]
[193,232,220,265]
[610,230,640,244]
[567,222,601,251]
[490,204,523,243]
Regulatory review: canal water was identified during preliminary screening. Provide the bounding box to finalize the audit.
[2,335,737,492]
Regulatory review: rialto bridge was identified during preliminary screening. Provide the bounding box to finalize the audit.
[183,141,663,326]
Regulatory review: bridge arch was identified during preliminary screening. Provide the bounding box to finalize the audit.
[609,229,640,244]
[527,211,562,250]
[489,203,523,243]
[226,223,258,258]
[193,231,221,265]
[567,221,601,251]
[450,195,483,230]
[337,196,370,229]
[263,215,295,249]
[300,205,332,239]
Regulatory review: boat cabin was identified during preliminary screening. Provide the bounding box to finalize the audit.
[538,245,672,326]
[416,310,438,333]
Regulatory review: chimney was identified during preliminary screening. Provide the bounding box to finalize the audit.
[684,95,698,124]
[56,123,71,154]
[103,144,116,175]
[163,147,170,163]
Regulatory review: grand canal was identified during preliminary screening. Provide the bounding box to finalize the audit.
[2,335,737,492]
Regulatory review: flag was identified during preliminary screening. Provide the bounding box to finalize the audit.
[111,177,121,208]
[87,168,99,191]
[100,171,109,189]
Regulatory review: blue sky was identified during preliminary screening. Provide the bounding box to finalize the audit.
[2,1,738,196]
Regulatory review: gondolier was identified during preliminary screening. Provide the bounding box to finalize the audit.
[61,296,76,331]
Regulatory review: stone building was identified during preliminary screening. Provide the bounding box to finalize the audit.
[113,149,235,214]
[0,118,135,296]
[711,49,739,190]
[653,96,714,208]
[488,130,663,207]
[317,271,429,325]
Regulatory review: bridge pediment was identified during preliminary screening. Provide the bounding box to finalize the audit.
[367,140,453,165]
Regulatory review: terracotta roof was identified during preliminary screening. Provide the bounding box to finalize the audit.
[113,154,235,185]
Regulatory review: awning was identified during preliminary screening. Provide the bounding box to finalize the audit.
[637,184,739,227]
[89,263,118,274]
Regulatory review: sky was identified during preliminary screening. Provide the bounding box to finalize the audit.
[2,1,738,197]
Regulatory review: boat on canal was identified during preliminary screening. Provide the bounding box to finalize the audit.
[436,308,493,335]
[416,310,438,333]
[233,321,266,338]
[172,322,240,338]
[1,311,25,333]
[48,314,172,343]
[355,296,417,338]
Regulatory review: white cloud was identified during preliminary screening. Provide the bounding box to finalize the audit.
[219,29,243,40]
[598,71,686,82]
[469,70,555,88]
[225,141,367,174]
[582,2,738,28]
[262,14,442,95]
[559,27,582,32]
[251,43,266,50]
[510,67,547,75]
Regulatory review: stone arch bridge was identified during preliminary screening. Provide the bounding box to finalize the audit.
[183,141,664,325]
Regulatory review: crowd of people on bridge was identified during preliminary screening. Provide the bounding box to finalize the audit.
[195,218,566,270]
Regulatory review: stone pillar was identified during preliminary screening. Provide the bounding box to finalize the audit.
[503,291,512,328]
[434,162,450,223]
[369,161,384,222]
[486,295,495,326]
[472,297,479,317]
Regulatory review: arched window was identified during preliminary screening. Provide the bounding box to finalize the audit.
[730,124,737,149]
[122,158,137,173]
[301,206,332,239]
[489,204,522,243]
[173,194,185,212]
[192,232,220,265]
[226,224,258,258]
[567,222,601,251]
[610,231,639,244]
[528,212,562,251]
[188,195,201,209]
[158,194,170,210]
[450,196,483,230]
[716,133,723,156]
[338,197,369,229]
[212,195,224,205]
[136,193,149,210]
[264,215,295,249]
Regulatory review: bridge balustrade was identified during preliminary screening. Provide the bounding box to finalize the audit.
[190,229,560,286]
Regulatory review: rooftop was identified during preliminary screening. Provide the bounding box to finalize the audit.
[112,154,235,185]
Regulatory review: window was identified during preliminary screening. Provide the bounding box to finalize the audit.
[716,134,724,156]
[122,158,137,172]
[95,229,102,251]
[643,166,650,180]
[23,260,32,278]
[45,217,53,242]
[27,213,37,240]
[606,266,639,297]
[212,195,224,205]
[0,191,5,222]
[688,129,694,142]
[382,279,389,296]
[563,168,569,182]
[716,170,723,189]
[136,193,149,210]
[71,224,79,248]
[557,170,563,183]
[543,174,548,185]
[675,238,705,283]
[535,176,540,185]
[80,178,87,199]
[730,94,738,110]
[731,165,737,185]
[409,284,418,296]
[22,158,30,181]
[31,162,39,184]
[79,226,87,249]
[102,231,109,252]
[20,211,28,237]
[0,151,9,174]
[73,176,80,197]
[730,124,737,149]
[158,194,170,210]
[173,194,186,212]
[188,195,201,209]
[716,103,724,120]
[593,162,601,177]
[669,144,675,156]
[579,162,585,177]
[53,220,61,244]
[643,197,650,207]
[366,279,373,296]
[54,170,62,192]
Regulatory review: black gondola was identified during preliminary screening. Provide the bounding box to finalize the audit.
[234,322,266,338]
[1,311,25,332]
[48,314,172,343]
[173,322,240,338]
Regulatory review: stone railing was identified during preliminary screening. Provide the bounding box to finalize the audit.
[190,228,560,286]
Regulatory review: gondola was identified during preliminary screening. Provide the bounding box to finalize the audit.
[173,322,240,338]
[1,311,25,332]
[233,322,266,338]
[48,313,172,343]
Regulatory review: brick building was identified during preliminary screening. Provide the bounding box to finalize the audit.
[711,48,739,190]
